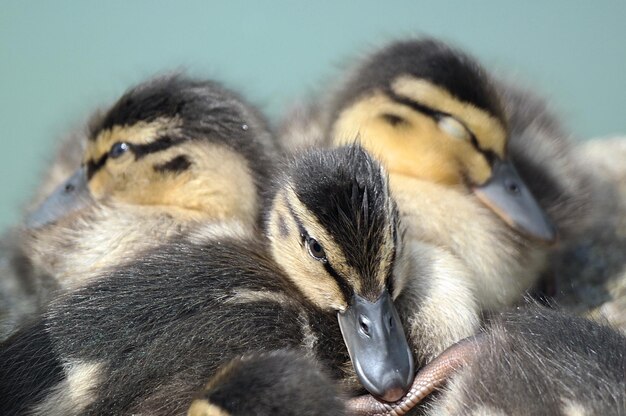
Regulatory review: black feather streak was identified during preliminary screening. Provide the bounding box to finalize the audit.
[153,155,192,174]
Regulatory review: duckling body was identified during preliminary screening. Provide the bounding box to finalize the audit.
[0,146,417,415]
[17,238,342,415]
[390,177,542,310]
[0,75,278,338]
[425,306,626,416]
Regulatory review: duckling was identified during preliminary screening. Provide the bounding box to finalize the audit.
[549,137,626,333]
[0,145,420,415]
[282,38,592,311]
[0,127,87,338]
[0,74,278,339]
[188,350,346,416]
[349,304,626,416]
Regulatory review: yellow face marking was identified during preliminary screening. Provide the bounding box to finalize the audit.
[333,92,492,186]
[85,118,258,226]
[157,141,258,224]
[85,118,182,199]
[392,76,506,157]
[332,76,509,187]
[285,188,364,294]
[85,118,181,165]
[267,188,355,311]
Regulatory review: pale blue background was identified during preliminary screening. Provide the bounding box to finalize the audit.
[1,1,625,231]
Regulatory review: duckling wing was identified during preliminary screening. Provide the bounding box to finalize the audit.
[0,239,337,415]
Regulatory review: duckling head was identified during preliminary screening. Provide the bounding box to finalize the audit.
[329,39,556,242]
[267,145,414,402]
[27,74,276,229]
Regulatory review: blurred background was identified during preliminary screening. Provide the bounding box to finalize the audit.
[1,1,625,232]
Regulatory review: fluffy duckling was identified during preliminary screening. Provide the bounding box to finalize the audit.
[0,146,420,415]
[432,307,626,416]
[0,74,278,340]
[349,305,626,416]
[8,73,276,292]
[283,38,592,311]
[188,350,346,416]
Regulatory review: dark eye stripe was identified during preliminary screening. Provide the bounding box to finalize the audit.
[130,136,185,160]
[386,89,496,162]
[386,88,443,120]
[86,153,109,180]
[285,198,308,248]
[85,136,186,180]
[322,262,354,301]
[381,113,409,127]
[153,155,192,174]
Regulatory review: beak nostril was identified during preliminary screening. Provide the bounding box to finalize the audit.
[359,317,370,337]
[64,184,75,193]
[389,316,393,329]
[505,180,521,195]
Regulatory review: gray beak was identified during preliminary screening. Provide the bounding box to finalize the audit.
[25,167,93,229]
[338,289,414,402]
[473,159,557,243]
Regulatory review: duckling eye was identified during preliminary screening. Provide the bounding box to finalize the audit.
[437,116,471,142]
[306,238,327,262]
[109,142,131,159]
